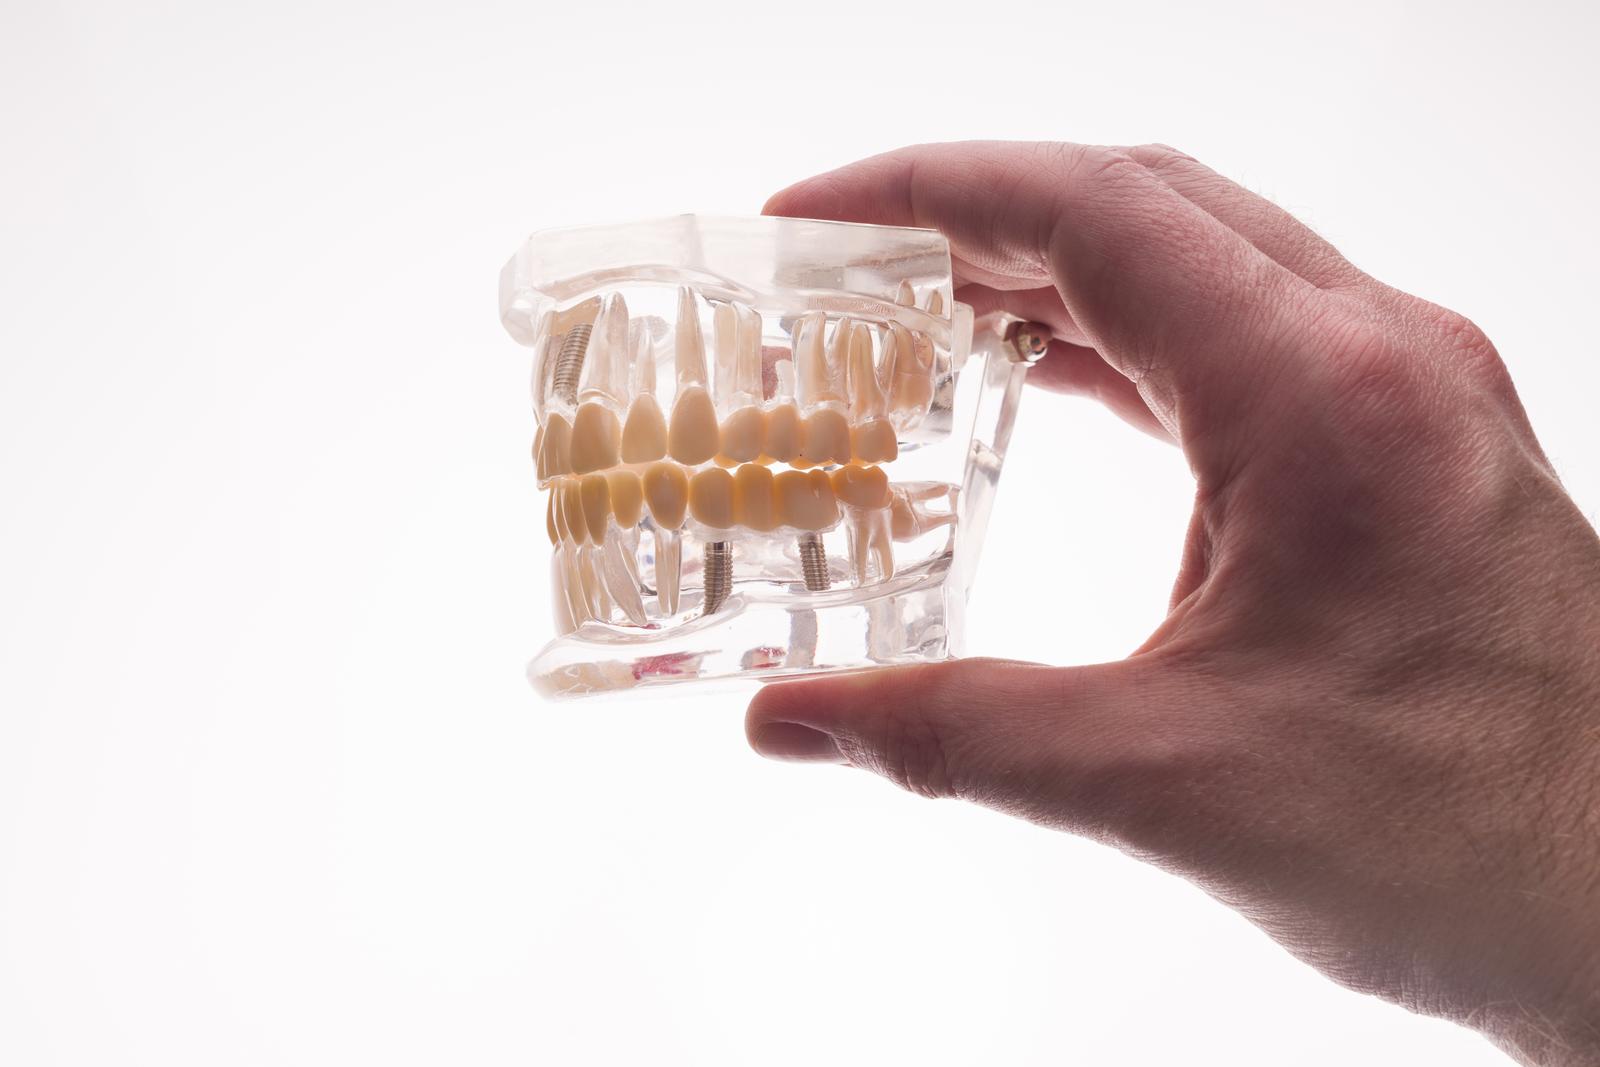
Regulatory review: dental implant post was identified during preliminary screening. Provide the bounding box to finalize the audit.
[797,532,830,591]
[551,322,593,404]
[702,540,733,614]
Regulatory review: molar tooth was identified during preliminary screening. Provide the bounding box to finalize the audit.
[599,530,648,626]
[537,412,573,481]
[579,473,611,544]
[604,469,644,528]
[668,385,719,465]
[732,464,777,532]
[798,408,851,466]
[775,469,840,531]
[763,403,802,463]
[674,286,708,387]
[558,477,588,545]
[718,406,766,463]
[688,467,736,529]
[828,464,890,509]
[887,321,935,430]
[642,461,689,530]
[570,402,622,474]
[653,528,682,615]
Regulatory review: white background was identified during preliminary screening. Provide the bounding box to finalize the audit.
[3,1,1596,1063]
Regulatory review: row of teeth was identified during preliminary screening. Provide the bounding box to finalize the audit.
[533,284,942,484]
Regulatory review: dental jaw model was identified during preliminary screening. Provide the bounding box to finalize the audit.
[500,215,1042,697]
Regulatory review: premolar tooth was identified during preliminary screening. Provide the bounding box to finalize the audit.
[828,464,890,509]
[599,530,648,626]
[579,473,611,544]
[558,478,588,545]
[642,461,689,530]
[675,286,708,387]
[798,408,851,466]
[537,412,572,482]
[604,469,644,528]
[719,406,766,463]
[668,385,719,464]
[654,528,682,615]
[570,402,621,474]
[688,467,735,529]
[763,403,802,463]
[775,469,840,531]
[733,464,777,532]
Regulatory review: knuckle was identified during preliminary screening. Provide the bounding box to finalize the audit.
[1125,142,1198,171]
[852,663,964,799]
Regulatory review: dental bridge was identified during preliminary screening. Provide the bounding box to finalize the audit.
[500,216,1044,697]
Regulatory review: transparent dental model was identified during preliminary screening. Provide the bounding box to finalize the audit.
[499,215,1045,697]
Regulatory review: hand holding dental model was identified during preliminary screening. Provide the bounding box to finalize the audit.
[745,143,1600,1065]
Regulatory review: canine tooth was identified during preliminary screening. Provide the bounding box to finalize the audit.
[675,286,708,386]
[570,402,622,474]
[798,408,851,466]
[599,531,648,626]
[538,412,573,481]
[689,467,736,528]
[895,280,915,307]
[763,403,802,462]
[579,473,611,544]
[844,508,895,585]
[775,469,839,531]
[642,461,689,529]
[654,527,682,614]
[925,290,944,317]
[580,292,630,406]
[668,385,719,464]
[828,464,890,509]
[621,394,668,463]
[604,468,644,528]
[733,464,777,532]
[559,478,588,545]
[719,405,765,463]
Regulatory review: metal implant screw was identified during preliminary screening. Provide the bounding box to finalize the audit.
[1006,320,1051,364]
[702,541,733,614]
[551,322,593,405]
[797,532,830,592]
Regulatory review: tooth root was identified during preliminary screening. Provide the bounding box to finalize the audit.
[570,402,622,474]
[654,527,682,615]
[621,393,668,463]
[668,385,719,464]
[794,312,840,408]
[820,317,850,404]
[887,321,935,430]
[870,511,895,581]
[642,461,689,530]
[843,504,896,587]
[847,322,886,421]
[551,546,579,635]
[775,469,840,531]
[577,544,610,621]
[580,292,630,406]
[688,467,736,529]
[713,302,738,408]
[538,413,573,482]
[732,463,777,532]
[604,468,644,528]
[763,403,802,463]
[737,304,763,400]
[561,543,591,625]
[675,286,708,387]
[629,323,658,398]
[599,531,649,626]
[798,407,851,466]
[579,473,612,544]
[895,280,916,307]
[718,406,765,463]
[558,477,588,545]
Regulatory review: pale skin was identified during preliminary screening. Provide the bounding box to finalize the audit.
[745,142,1600,1065]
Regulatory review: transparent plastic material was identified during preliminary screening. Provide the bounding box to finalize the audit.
[499,215,1033,698]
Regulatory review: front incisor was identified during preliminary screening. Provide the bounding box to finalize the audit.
[642,461,689,530]
[559,478,588,545]
[688,467,735,529]
[570,402,621,474]
[775,469,840,531]
[733,464,777,532]
[668,386,719,465]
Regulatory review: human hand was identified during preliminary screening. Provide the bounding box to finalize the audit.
[746,142,1600,1064]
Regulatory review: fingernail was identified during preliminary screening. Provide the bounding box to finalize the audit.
[749,721,846,764]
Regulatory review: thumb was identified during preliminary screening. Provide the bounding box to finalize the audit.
[746,657,1180,831]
